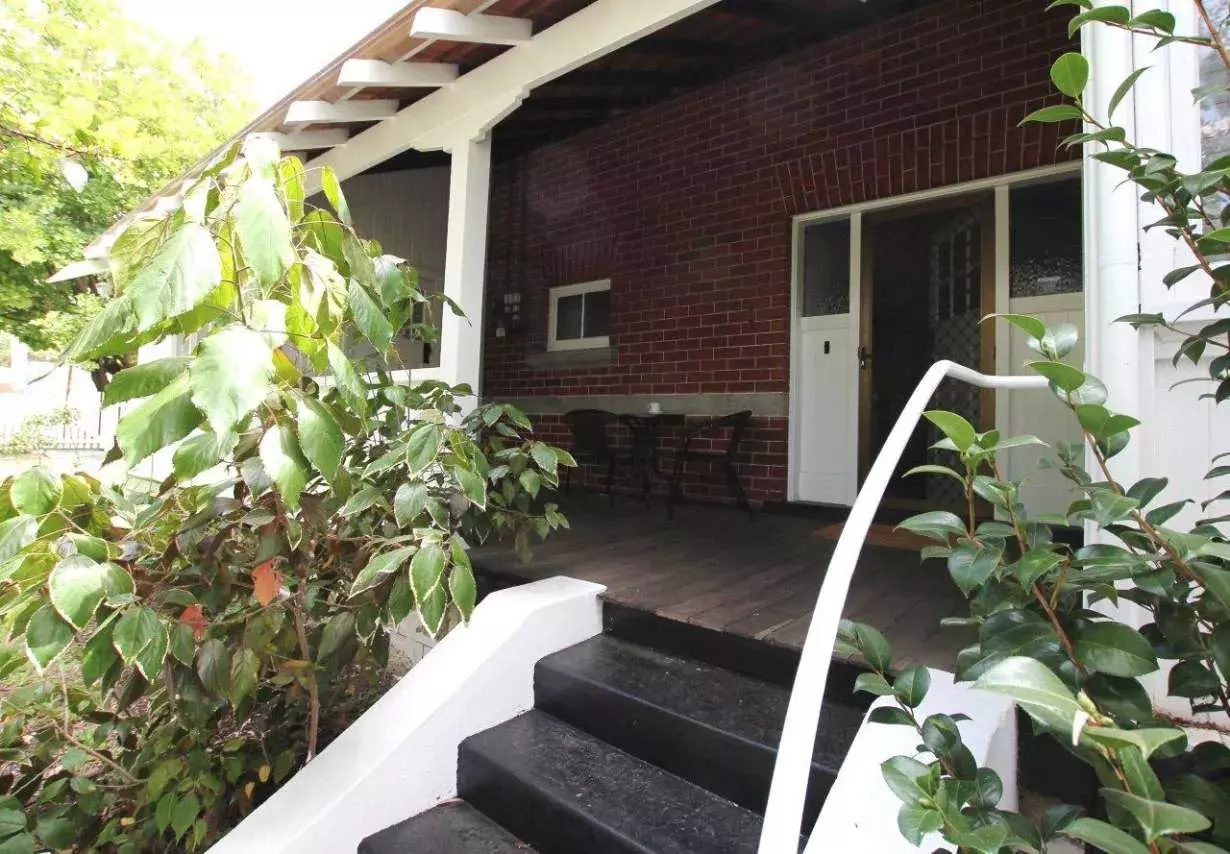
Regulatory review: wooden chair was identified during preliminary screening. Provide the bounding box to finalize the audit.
[666,410,754,519]
[563,409,632,503]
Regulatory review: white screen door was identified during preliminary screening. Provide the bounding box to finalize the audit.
[794,216,859,505]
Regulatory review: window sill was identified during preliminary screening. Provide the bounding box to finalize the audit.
[526,347,616,372]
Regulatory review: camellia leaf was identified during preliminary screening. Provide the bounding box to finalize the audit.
[394,482,428,528]
[924,410,977,451]
[234,178,294,286]
[349,546,415,598]
[893,665,931,708]
[897,510,966,542]
[47,554,108,629]
[102,357,190,407]
[296,396,344,483]
[10,467,61,516]
[125,223,223,332]
[1100,788,1210,842]
[0,516,37,563]
[1051,52,1090,98]
[1072,622,1158,677]
[116,373,204,466]
[259,424,309,509]
[409,542,447,604]
[1084,727,1185,759]
[897,803,943,846]
[112,606,161,665]
[881,755,931,803]
[974,656,1083,734]
[24,605,73,673]
[189,324,274,436]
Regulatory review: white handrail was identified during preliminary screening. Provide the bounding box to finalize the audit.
[757,360,1050,852]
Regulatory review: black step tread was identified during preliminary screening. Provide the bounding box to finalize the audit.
[539,634,861,769]
[460,710,780,854]
[357,800,535,854]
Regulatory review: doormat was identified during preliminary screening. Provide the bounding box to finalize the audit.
[813,522,933,552]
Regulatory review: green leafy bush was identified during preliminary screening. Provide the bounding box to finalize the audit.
[851,4,1230,853]
[0,137,573,852]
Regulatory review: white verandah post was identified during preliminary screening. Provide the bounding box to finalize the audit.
[437,134,493,404]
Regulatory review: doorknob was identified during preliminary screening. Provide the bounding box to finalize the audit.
[858,346,872,370]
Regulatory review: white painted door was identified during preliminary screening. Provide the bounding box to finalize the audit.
[794,216,859,505]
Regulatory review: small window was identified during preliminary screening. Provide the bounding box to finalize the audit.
[548,280,611,351]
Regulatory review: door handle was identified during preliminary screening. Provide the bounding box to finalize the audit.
[858,346,872,370]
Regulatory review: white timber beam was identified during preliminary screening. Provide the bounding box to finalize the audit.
[410,8,532,46]
[338,59,459,89]
[306,0,723,189]
[269,129,350,151]
[284,99,398,127]
[437,135,493,400]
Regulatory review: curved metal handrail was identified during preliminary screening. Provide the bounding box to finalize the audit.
[757,360,1050,852]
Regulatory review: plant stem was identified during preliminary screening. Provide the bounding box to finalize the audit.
[1195,0,1230,75]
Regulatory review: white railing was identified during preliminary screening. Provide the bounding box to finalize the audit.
[758,360,1050,852]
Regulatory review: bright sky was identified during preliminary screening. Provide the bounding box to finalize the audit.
[118,0,410,111]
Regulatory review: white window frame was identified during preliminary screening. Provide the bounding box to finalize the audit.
[547,279,611,352]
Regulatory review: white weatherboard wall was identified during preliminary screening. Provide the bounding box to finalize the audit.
[209,576,605,854]
[809,669,1017,853]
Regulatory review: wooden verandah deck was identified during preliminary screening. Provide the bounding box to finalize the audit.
[471,498,973,671]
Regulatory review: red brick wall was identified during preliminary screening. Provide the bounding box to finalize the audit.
[484,0,1077,505]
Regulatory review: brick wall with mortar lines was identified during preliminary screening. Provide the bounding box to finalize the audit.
[483,0,1077,505]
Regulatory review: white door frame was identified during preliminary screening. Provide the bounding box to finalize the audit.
[787,161,1083,504]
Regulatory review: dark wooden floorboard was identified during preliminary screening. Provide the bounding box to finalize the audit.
[471,497,966,670]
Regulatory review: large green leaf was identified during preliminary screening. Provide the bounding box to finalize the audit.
[296,396,344,483]
[125,223,223,332]
[326,340,366,417]
[410,542,447,604]
[189,325,274,435]
[349,279,394,353]
[24,605,73,672]
[974,656,1082,733]
[394,483,428,528]
[897,510,967,542]
[1100,788,1210,842]
[349,546,416,598]
[48,555,107,629]
[450,540,477,620]
[1072,622,1158,677]
[259,424,309,509]
[62,292,139,362]
[1062,819,1149,854]
[234,178,294,286]
[81,622,118,686]
[102,357,190,406]
[1084,727,1185,760]
[112,607,161,665]
[197,639,231,695]
[116,373,204,466]
[172,431,236,481]
[924,410,977,451]
[229,648,259,708]
[0,516,37,563]
[10,467,61,516]
[1051,52,1090,98]
[0,833,34,854]
[406,423,441,474]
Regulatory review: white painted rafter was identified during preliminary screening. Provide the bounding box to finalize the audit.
[337,59,459,89]
[410,8,532,46]
[284,99,398,126]
[270,129,350,151]
[307,0,723,188]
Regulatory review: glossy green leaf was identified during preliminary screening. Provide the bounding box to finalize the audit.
[197,638,231,695]
[394,482,428,528]
[1101,788,1210,842]
[1072,622,1158,677]
[388,574,415,624]
[172,431,234,481]
[924,410,977,451]
[854,672,893,696]
[1029,360,1087,393]
[259,424,309,509]
[1084,727,1185,759]
[296,396,344,483]
[450,540,476,620]
[0,516,37,563]
[10,467,60,516]
[974,656,1082,733]
[189,324,274,435]
[235,178,294,286]
[897,510,966,542]
[112,607,161,665]
[0,833,34,854]
[81,621,118,686]
[881,755,931,804]
[893,665,930,708]
[24,605,73,672]
[1062,818,1149,854]
[349,279,394,353]
[897,803,942,845]
[116,373,203,466]
[103,357,190,406]
[316,612,355,662]
[48,554,107,629]
[410,542,447,604]
[406,423,441,474]
[1051,52,1090,97]
[456,466,487,508]
[349,546,416,598]
[125,223,223,332]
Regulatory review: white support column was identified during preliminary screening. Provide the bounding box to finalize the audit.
[1083,17,1143,487]
[437,134,493,403]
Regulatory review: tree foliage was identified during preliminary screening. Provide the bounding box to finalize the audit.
[0,0,253,351]
[0,138,574,852]
[855,3,1230,852]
